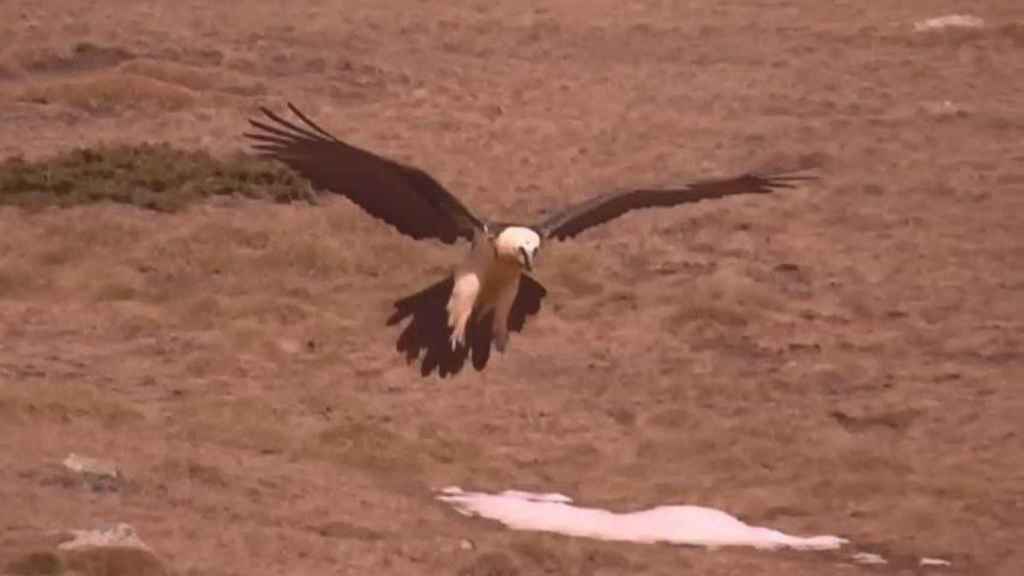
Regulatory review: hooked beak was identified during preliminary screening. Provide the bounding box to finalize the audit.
[518,246,534,271]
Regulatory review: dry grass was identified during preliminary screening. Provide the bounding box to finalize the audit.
[0,380,145,430]
[119,60,219,92]
[1,2,1023,575]
[18,42,134,74]
[20,73,199,114]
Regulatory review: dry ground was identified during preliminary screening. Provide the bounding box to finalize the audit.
[1,1,1023,574]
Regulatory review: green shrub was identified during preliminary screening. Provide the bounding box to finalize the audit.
[0,143,310,212]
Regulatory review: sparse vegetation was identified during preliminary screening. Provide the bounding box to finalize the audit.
[19,73,200,113]
[2,1,1022,574]
[22,41,135,75]
[0,143,310,212]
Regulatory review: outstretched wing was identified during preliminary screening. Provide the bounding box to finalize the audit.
[534,172,814,240]
[245,102,484,244]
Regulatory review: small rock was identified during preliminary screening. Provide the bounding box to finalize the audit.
[920,557,952,567]
[8,524,167,576]
[62,453,119,479]
[62,453,122,492]
[58,523,167,576]
[921,100,968,118]
[58,523,148,551]
[459,538,475,551]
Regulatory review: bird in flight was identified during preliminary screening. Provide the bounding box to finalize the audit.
[244,103,813,373]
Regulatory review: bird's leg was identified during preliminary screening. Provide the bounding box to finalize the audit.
[447,272,480,351]
[491,274,521,353]
[449,311,472,351]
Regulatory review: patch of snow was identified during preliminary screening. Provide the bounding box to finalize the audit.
[913,15,985,32]
[437,487,847,551]
[920,557,952,567]
[851,552,888,565]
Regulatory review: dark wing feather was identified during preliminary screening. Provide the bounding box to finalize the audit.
[244,102,483,244]
[534,172,814,240]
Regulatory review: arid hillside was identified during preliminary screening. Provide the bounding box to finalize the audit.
[1,1,1022,575]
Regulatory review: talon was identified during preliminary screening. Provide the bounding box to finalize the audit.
[450,332,465,351]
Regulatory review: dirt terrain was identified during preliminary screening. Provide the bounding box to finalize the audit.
[1,1,1023,574]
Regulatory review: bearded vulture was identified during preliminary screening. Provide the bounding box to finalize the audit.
[244,103,813,374]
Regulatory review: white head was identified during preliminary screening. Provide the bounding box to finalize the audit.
[494,226,542,271]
